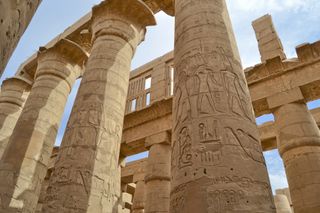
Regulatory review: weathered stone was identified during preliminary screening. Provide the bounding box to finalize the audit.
[274,102,320,213]
[132,179,145,213]
[36,147,59,213]
[171,0,275,212]
[276,188,293,212]
[274,195,292,213]
[0,0,42,76]
[145,131,171,213]
[42,1,156,212]
[0,39,87,213]
[252,14,286,62]
[0,77,31,158]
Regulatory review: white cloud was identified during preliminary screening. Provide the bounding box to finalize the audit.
[269,172,289,193]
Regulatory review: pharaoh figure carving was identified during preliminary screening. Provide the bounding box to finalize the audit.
[171,0,275,212]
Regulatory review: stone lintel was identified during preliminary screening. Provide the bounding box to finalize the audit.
[296,41,320,63]
[267,87,305,110]
[265,56,284,73]
[145,130,171,148]
[122,158,147,183]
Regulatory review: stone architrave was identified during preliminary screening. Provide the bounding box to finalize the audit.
[274,102,320,213]
[42,1,156,212]
[0,0,42,76]
[0,39,88,213]
[144,131,171,213]
[171,0,275,212]
[0,77,31,158]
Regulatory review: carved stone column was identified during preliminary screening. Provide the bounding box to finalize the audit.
[145,131,171,213]
[0,0,42,76]
[42,1,156,212]
[0,77,31,158]
[273,100,320,213]
[132,176,146,213]
[0,39,87,213]
[171,0,275,212]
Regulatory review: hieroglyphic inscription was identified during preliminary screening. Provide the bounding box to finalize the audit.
[174,47,255,131]
[196,119,222,166]
[178,127,192,168]
[225,127,265,164]
[207,189,245,213]
[172,0,274,211]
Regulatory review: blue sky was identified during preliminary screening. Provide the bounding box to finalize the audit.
[2,0,320,193]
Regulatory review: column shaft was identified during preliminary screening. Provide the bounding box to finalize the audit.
[274,103,320,213]
[132,181,146,213]
[0,77,30,158]
[171,0,275,212]
[145,142,171,213]
[0,39,86,213]
[42,1,156,212]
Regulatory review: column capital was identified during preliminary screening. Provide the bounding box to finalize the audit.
[267,87,305,111]
[0,77,31,107]
[145,130,171,149]
[36,38,89,80]
[1,76,31,91]
[154,0,174,16]
[91,0,156,47]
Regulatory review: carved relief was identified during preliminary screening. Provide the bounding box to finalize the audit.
[226,128,265,164]
[207,189,245,213]
[174,47,255,131]
[178,126,192,168]
[170,184,187,213]
[195,119,223,166]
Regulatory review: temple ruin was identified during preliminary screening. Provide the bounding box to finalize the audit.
[0,0,320,213]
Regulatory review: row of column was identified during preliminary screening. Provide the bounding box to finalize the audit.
[0,0,319,213]
[269,89,320,213]
[0,0,156,212]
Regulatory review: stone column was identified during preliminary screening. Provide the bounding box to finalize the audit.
[0,77,31,158]
[144,131,171,213]
[132,177,146,213]
[271,89,320,213]
[0,0,42,76]
[274,195,292,213]
[42,1,156,212]
[171,0,275,212]
[0,39,87,213]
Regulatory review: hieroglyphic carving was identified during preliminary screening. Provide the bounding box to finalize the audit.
[174,47,255,131]
[196,119,223,166]
[172,0,274,211]
[207,189,245,212]
[225,127,265,164]
[178,126,192,168]
[170,183,186,213]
